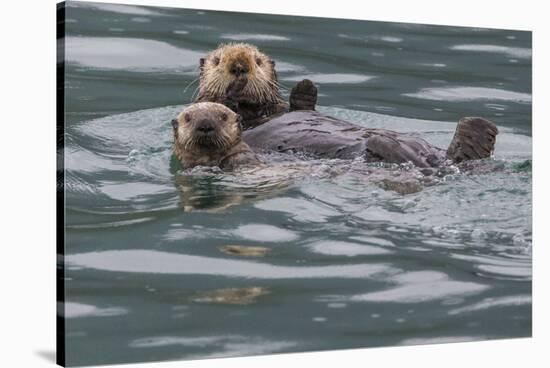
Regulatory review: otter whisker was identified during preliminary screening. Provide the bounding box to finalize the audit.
[183,77,200,95]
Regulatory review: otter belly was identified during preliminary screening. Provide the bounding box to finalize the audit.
[242,111,446,168]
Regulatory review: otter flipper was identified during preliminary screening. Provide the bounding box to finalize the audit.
[447,117,498,163]
[290,79,317,111]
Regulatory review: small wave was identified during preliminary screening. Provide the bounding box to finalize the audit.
[404,86,532,103]
[450,44,531,59]
[448,295,531,315]
[379,36,403,43]
[283,73,374,84]
[400,335,485,346]
[131,17,151,23]
[306,240,392,256]
[68,2,168,16]
[66,250,395,279]
[254,197,340,223]
[65,37,204,71]
[67,217,155,230]
[130,334,297,359]
[349,271,489,303]
[221,33,290,41]
[451,254,532,281]
[61,302,128,318]
[233,224,299,242]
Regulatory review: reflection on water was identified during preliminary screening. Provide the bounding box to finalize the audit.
[348,271,489,303]
[62,302,128,318]
[61,2,532,366]
[404,86,532,103]
[66,37,204,71]
[450,44,532,59]
[221,33,290,41]
[283,73,375,84]
[66,250,395,279]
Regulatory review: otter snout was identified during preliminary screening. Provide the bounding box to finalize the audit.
[229,60,249,77]
[196,119,216,134]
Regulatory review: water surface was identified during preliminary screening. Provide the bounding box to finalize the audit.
[60,2,532,366]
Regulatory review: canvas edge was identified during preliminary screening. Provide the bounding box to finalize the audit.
[56,1,67,367]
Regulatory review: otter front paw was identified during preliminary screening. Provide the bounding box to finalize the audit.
[290,79,317,111]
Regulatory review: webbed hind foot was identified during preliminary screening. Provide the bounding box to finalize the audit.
[447,117,498,163]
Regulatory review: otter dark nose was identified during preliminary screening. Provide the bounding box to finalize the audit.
[196,119,215,134]
[229,62,248,77]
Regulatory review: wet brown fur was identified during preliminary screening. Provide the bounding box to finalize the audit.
[172,102,260,170]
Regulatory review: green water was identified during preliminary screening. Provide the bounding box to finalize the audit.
[60,2,532,366]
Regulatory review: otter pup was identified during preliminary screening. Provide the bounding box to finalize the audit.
[195,43,498,168]
[172,102,260,170]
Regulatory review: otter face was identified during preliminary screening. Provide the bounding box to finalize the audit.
[172,102,242,153]
[198,43,280,105]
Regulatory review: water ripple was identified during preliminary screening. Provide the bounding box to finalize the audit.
[66,250,395,279]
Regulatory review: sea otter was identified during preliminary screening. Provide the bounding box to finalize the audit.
[171,102,260,170]
[195,43,288,129]
[195,43,498,168]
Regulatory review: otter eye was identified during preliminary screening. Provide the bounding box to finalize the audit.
[220,112,228,121]
[184,113,191,122]
[212,56,220,66]
[255,57,262,66]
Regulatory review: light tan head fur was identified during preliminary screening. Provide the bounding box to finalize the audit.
[172,102,242,161]
[197,43,282,105]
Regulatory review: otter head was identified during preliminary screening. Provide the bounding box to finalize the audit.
[172,102,242,156]
[197,43,282,105]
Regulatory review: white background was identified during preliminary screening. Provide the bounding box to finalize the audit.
[1,0,547,367]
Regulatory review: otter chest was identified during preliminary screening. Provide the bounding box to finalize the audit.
[243,111,368,159]
[242,111,446,167]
